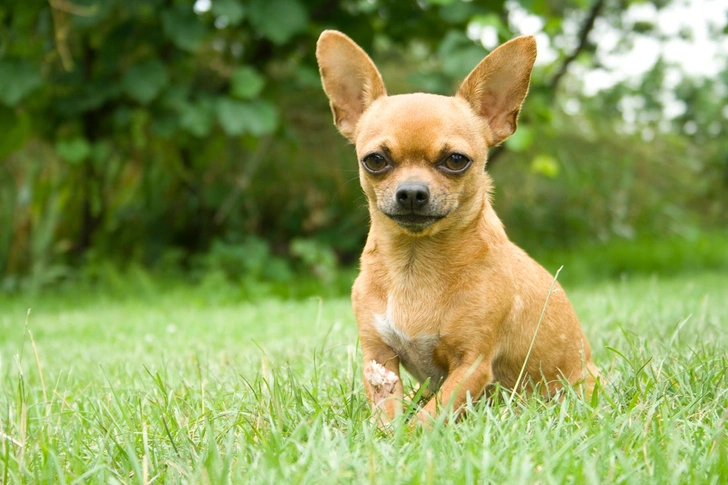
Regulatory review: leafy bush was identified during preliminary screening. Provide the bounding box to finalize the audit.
[0,1,726,288]
[491,115,727,252]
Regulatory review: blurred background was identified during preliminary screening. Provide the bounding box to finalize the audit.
[1,0,726,296]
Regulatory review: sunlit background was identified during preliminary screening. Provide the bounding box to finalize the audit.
[1,0,726,294]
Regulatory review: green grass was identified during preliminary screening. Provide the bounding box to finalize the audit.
[0,271,726,483]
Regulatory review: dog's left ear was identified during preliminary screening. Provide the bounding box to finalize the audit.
[457,36,537,146]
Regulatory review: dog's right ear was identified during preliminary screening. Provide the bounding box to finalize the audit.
[316,30,387,141]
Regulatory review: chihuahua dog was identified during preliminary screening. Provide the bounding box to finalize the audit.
[316,30,598,425]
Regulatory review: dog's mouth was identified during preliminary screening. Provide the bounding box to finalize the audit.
[384,213,445,232]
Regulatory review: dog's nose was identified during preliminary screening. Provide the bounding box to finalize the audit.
[396,182,430,210]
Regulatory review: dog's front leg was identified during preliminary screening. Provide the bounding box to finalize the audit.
[361,342,404,426]
[416,357,492,424]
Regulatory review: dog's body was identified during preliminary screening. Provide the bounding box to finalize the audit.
[316,31,598,424]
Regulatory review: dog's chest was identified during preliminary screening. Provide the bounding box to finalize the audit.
[373,303,447,390]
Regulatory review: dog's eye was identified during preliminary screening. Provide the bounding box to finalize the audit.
[362,153,389,174]
[442,153,471,173]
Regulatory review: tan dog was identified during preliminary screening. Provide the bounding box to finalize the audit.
[316,30,598,425]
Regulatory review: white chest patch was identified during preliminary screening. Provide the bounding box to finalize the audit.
[373,303,447,390]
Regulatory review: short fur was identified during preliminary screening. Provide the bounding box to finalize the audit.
[316,30,599,425]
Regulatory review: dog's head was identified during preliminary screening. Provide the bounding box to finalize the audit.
[316,30,536,236]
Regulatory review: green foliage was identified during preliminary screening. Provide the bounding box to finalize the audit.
[216,98,278,136]
[437,30,487,78]
[0,107,31,160]
[492,110,728,251]
[162,4,208,51]
[55,137,91,164]
[0,0,726,286]
[529,154,560,178]
[121,60,169,104]
[534,232,728,286]
[201,236,285,281]
[230,66,265,99]
[247,0,308,44]
[504,124,534,152]
[0,60,43,106]
[290,238,338,283]
[212,0,246,26]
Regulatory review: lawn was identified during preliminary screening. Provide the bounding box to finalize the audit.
[0,270,726,483]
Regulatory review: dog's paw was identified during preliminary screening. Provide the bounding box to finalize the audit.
[364,360,399,400]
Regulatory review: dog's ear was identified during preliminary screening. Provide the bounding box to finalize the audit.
[457,36,537,146]
[316,30,387,141]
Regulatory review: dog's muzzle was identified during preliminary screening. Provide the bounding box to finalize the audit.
[383,182,446,232]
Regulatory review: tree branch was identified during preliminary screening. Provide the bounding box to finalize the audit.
[48,0,98,71]
[549,0,605,92]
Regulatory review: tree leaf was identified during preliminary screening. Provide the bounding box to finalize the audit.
[216,98,248,136]
[0,60,43,106]
[471,14,512,39]
[243,100,278,136]
[216,98,278,136]
[90,141,112,166]
[56,137,92,164]
[530,154,560,178]
[121,60,169,104]
[248,0,307,45]
[0,106,31,159]
[212,0,245,26]
[439,2,475,23]
[179,98,215,137]
[437,31,487,79]
[76,81,122,112]
[230,66,265,99]
[505,125,534,152]
[162,5,207,52]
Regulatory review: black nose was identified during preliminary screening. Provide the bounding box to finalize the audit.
[396,182,430,210]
